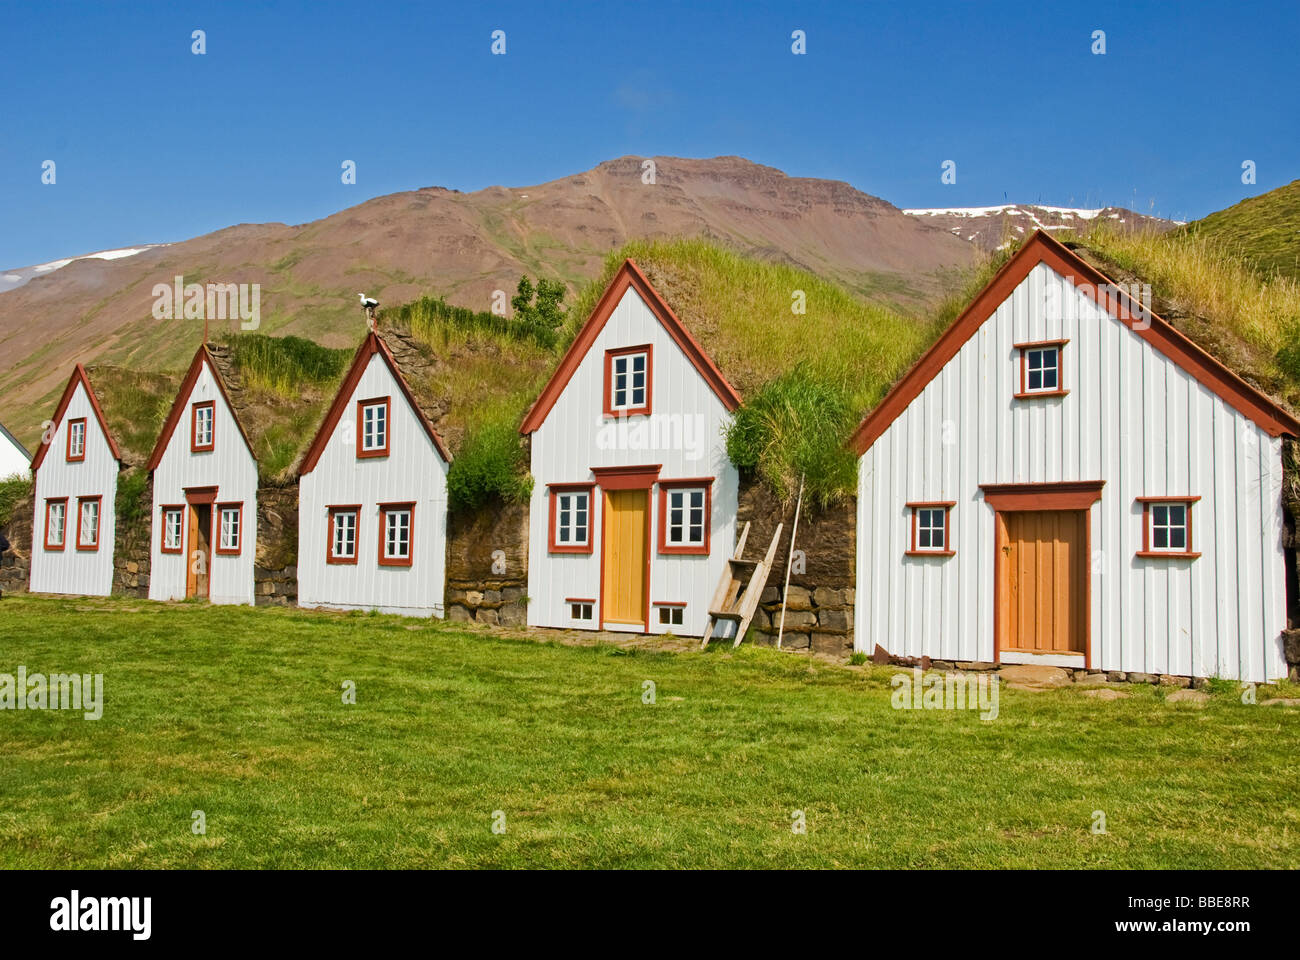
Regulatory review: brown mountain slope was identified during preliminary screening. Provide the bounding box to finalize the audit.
[0,155,977,449]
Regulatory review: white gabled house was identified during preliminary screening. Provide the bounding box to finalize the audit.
[147,343,259,605]
[852,230,1300,683]
[0,421,30,481]
[296,330,451,617]
[521,259,741,636]
[28,364,123,596]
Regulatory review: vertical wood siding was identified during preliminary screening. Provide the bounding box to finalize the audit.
[149,360,258,605]
[298,354,448,617]
[30,381,118,596]
[855,262,1288,681]
[528,286,737,637]
[0,430,28,480]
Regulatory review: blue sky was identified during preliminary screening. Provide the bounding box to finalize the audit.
[1,0,1295,268]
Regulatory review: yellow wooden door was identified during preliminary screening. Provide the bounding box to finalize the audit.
[602,489,648,625]
[1001,510,1086,654]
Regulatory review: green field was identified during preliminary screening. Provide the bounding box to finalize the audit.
[0,596,1296,869]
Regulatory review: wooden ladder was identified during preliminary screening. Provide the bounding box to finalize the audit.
[700,521,784,648]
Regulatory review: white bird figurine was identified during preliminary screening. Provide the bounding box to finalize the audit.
[358,293,379,330]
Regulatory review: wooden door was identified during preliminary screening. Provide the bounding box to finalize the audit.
[602,489,648,626]
[1000,510,1086,654]
[186,504,212,599]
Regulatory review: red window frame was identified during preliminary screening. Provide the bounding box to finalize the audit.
[603,344,653,418]
[566,597,596,621]
[378,501,415,567]
[66,417,87,462]
[1014,339,1069,399]
[44,498,69,551]
[657,479,712,555]
[75,495,102,552]
[905,501,956,556]
[327,505,361,565]
[215,502,243,556]
[548,483,596,554]
[191,401,216,452]
[655,602,687,626]
[1136,496,1201,559]
[356,396,392,459]
[160,504,185,554]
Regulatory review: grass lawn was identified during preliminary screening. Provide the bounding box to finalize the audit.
[0,595,1296,869]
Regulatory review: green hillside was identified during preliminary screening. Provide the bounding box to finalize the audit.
[1178,179,1300,280]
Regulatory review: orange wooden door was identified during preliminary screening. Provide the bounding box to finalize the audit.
[187,505,211,599]
[602,489,648,625]
[1001,510,1086,654]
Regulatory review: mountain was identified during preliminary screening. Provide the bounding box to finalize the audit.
[904,204,1179,252]
[1178,179,1300,279]
[0,245,169,295]
[0,156,978,448]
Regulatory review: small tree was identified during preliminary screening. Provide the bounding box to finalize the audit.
[512,275,568,333]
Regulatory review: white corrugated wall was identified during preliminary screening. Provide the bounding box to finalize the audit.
[855,261,1288,682]
[297,353,448,617]
[149,360,258,606]
[528,286,737,637]
[29,381,118,596]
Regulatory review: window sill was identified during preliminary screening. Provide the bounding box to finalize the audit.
[1013,389,1069,400]
[356,449,389,460]
[75,545,99,553]
[905,549,955,557]
[659,545,709,556]
[549,544,593,555]
[603,409,651,420]
[1136,551,1201,560]
[378,557,414,568]
[326,556,359,565]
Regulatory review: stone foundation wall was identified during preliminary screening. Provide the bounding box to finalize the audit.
[0,490,33,597]
[736,478,855,657]
[254,485,298,606]
[445,498,528,625]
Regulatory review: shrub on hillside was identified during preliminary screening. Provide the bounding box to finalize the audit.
[446,420,533,511]
[725,368,859,508]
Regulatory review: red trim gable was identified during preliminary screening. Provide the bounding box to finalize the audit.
[851,230,1300,455]
[298,332,451,476]
[146,345,258,472]
[30,364,123,472]
[519,259,741,435]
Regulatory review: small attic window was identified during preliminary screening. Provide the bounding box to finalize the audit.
[66,418,87,461]
[191,401,215,452]
[357,397,391,458]
[604,346,652,417]
[1014,340,1068,398]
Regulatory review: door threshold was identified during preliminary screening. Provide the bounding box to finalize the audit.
[1000,650,1085,668]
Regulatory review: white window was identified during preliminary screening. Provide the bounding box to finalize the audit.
[331,510,357,560]
[556,490,589,546]
[657,605,684,626]
[666,488,706,547]
[1023,346,1060,393]
[193,404,214,448]
[361,401,388,453]
[383,507,412,562]
[570,601,593,621]
[610,351,648,411]
[47,501,66,548]
[78,499,99,548]
[1149,502,1189,552]
[164,508,183,551]
[68,420,86,459]
[911,505,951,554]
[219,506,241,552]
